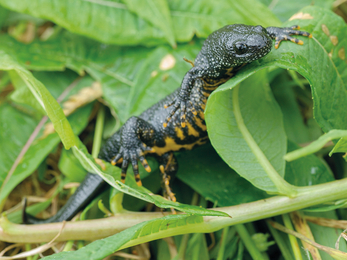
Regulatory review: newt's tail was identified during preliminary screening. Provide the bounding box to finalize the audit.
[22,172,106,224]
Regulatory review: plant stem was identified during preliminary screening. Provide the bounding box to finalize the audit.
[217,226,229,260]
[2,177,347,244]
[92,104,105,158]
[282,214,303,260]
[235,224,266,260]
[266,221,294,260]
[232,85,297,196]
[175,234,190,260]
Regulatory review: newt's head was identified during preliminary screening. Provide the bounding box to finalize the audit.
[199,24,273,68]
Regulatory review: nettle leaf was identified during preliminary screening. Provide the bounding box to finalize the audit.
[0,0,279,46]
[0,0,167,46]
[205,6,347,193]
[259,0,334,23]
[42,214,203,260]
[0,33,199,123]
[169,0,280,42]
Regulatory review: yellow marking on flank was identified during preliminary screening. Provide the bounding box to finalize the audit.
[193,116,207,131]
[175,126,185,140]
[297,40,304,45]
[150,137,206,156]
[187,122,200,137]
[200,103,206,111]
[202,91,210,97]
[159,165,165,174]
[136,180,142,186]
[163,122,168,128]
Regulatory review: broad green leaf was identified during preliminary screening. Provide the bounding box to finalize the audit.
[123,0,176,47]
[169,0,280,42]
[0,5,9,27]
[42,214,203,260]
[206,6,347,193]
[0,0,280,47]
[176,144,268,207]
[206,71,287,193]
[0,0,167,46]
[271,72,311,144]
[259,0,334,22]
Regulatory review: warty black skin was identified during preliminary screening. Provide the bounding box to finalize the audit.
[23,24,311,224]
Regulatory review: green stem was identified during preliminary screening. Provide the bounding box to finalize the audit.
[232,85,297,196]
[282,214,303,260]
[217,226,229,260]
[2,177,347,244]
[92,104,105,158]
[235,224,266,260]
[175,234,190,260]
[266,221,294,260]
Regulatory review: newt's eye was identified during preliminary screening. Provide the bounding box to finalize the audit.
[234,42,248,55]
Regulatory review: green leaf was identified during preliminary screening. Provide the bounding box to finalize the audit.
[206,71,288,193]
[176,144,268,207]
[123,0,176,47]
[261,0,334,22]
[206,6,347,193]
[58,149,87,182]
[41,214,203,260]
[0,5,9,27]
[0,0,167,46]
[169,0,280,42]
[0,0,280,47]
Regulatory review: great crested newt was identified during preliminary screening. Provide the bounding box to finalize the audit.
[23,24,311,224]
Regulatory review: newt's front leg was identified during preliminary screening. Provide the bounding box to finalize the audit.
[107,116,156,185]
